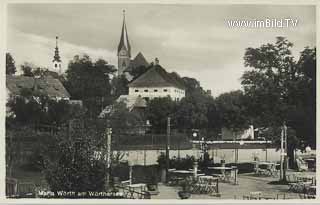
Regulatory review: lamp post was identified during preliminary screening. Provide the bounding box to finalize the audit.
[105,127,112,191]
[280,123,288,182]
[144,120,152,166]
[165,117,171,183]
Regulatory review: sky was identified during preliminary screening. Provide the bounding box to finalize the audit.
[7,3,316,97]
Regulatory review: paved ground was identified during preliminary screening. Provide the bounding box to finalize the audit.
[152,171,316,200]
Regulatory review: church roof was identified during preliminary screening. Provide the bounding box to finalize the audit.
[130,52,149,68]
[117,11,131,57]
[128,64,185,89]
[6,75,70,99]
[123,52,149,73]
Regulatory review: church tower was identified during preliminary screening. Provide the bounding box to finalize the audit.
[117,10,131,76]
[52,36,62,74]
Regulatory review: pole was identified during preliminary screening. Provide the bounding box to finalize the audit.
[280,126,284,181]
[265,139,268,161]
[283,123,287,182]
[166,117,171,183]
[106,128,112,190]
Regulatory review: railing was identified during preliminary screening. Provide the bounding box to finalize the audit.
[116,185,151,199]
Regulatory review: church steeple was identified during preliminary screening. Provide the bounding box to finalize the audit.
[117,10,131,76]
[53,36,61,62]
[52,36,62,74]
[118,10,131,57]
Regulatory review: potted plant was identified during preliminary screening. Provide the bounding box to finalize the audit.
[178,179,191,199]
[147,174,158,192]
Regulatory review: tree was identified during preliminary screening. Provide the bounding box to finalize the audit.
[111,74,129,98]
[6,53,16,75]
[215,90,249,132]
[65,55,116,117]
[42,131,107,194]
[7,88,84,126]
[146,97,176,133]
[21,62,35,77]
[241,37,316,167]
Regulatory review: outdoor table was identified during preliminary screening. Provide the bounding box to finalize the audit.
[296,176,314,183]
[257,162,277,176]
[168,170,194,185]
[208,167,232,182]
[170,170,194,174]
[127,183,146,193]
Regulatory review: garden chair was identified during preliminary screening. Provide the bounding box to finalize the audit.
[296,157,308,172]
[249,191,261,200]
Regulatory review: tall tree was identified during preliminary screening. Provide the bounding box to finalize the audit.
[215,90,249,132]
[241,37,316,167]
[146,97,176,133]
[111,74,129,98]
[21,62,35,77]
[65,55,116,117]
[6,53,16,75]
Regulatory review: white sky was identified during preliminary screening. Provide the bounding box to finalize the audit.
[6,4,316,97]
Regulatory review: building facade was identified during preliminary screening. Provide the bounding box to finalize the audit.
[128,61,185,101]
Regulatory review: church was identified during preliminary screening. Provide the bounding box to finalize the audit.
[117,10,186,102]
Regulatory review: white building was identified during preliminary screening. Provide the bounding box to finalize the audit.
[128,59,185,101]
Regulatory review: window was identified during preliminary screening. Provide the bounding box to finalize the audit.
[55,63,57,68]
[144,89,148,92]
[163,89,168,92]
[154,89,158,92]
[135,90,139,92]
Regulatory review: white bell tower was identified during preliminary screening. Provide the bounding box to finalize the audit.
[52,36,62,74]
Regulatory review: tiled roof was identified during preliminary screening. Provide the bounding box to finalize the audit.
[99,95,146,117]
[117,95,147,109]
[124,52,149,73]
[128,65,185,89]
[6,75,70,99]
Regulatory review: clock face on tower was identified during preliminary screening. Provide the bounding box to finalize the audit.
[120,50,127,56]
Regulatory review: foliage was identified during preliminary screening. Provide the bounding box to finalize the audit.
[157,153,195,170]
[241,37,316,147]
[100,101,145,134]
[42,132,107,193]
[110,74,129,98]
[7,89,84,126]
[146,97,177,133]
[64,55,116,117]
[21,62,35,77]
[215,90,249,132]
[6,53,16,75]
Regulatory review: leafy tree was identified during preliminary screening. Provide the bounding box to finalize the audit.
[42,131,107,194]
[7,88,84,126]
[241,37,316,167]
[146,97,177,133]
[21,62,35,77]
[215,90,249,133]
[111,74,129,98]
[6,53,16,75]
[64,55,116,117]
[175,94,214,133]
